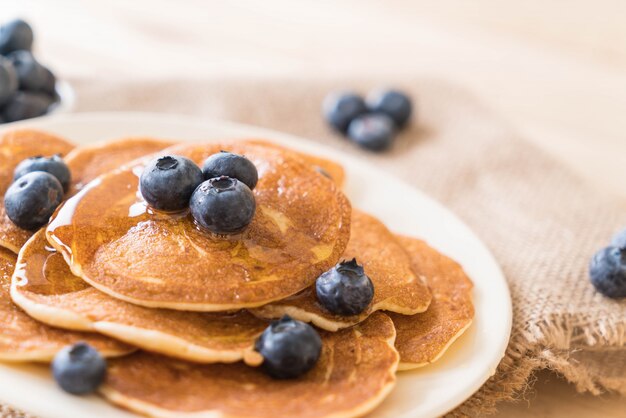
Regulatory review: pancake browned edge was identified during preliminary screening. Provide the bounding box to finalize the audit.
[46,141,352,311]
[252,210,432,331]
[100,312,398,418]
[390,236,474,370]
[65,137,177,196]
[0,247,132,362]
[12,231,269,364]
[0,129,75,254]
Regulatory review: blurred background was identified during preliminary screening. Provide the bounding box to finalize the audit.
[2,1,625,416]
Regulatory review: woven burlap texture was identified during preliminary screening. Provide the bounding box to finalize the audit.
[3,76,625,417]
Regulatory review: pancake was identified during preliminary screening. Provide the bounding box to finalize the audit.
[0,129,74,254]
[252,210,432,331]
[11,231,269,364]
[65,137,176,196]
[100,312,398,418]
[46,141,352,311]
[0,247,132,362]
[390,236,474,370]
[245,139,345,187]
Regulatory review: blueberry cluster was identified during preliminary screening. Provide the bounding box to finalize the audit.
[588,230,626,298]
[140,151,258,234]
[4,155,70,230]
[0,19,59,123]
[323,89,413,151]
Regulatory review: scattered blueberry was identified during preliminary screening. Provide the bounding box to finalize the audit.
[2,91,52,122]
[366,89,413,128]
[13,154,71,192]
[202,151,258,190]
[347,113,396,151]
[255,315,322,379]
[40,66,57,96]
[4,171,64,230]
[0,57,18,106]
[7,50,47,91]
[0,19,34,55]
[190,176,256,234]
[316,258,374,316]
[323,91,367,133]
[589,246,626,298]
[140,155,203,212]
[52,343,107,395]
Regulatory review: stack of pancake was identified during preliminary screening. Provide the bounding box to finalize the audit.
[0,129,474,418]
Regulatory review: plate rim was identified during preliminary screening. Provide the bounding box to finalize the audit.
[0,111,512,418]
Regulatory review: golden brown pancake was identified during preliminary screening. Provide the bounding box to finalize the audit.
[0,247,132,362]
[101,312,398,418]
[12,231,269,364]
[390,236,474,370]
[46,141,351,311]
[65,137,177,196]
[252,210,432,331]
[0,130,74,254]
[245,139,345,187]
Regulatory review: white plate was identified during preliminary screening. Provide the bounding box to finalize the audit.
[0,112,512,418]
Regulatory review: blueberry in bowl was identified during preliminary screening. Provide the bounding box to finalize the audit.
[4,171,64,230]
[190,176,256,234]
[316,258,374,316]
[140,155,204,212]
[202,151,259,190]
[255,315,322,379]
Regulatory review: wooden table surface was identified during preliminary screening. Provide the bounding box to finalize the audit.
[2,1,625,416]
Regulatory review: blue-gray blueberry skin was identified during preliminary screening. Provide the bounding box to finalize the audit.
[366,89,413,128]
[2,91,53,122]
[589,246,626,298]
[0,57,18,106]
[254,315,322,379]
[316,258,374,316]
[0,19,34,55]
[610,228,626,249]
[202,151,258,190]
[6,50,47,91]
[139,155,203,212]
[52,343,107,395]
[13,154,71,192]
[347,113,396,152]
[323,91,367,133]
[190,176,256,234]
[4,171,64,230]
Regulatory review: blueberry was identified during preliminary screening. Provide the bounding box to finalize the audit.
[13,154,71,192]
[52,342,107,395]
[190,176,256,234]
[347,113,396,151]
[202,151,258,190]
[0,19,34,55]
[140,155,203,212]
[7,50,47,91]
[366,89,413,128]
[2,91,53,122]
[0,57,18,106]
[323,91,367,133]
[589,246,626,298]
[316,258,374,316]
[255,315,322,379]
[4,171,64,230]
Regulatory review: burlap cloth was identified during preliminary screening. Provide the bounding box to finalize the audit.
[3,76,625,416]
